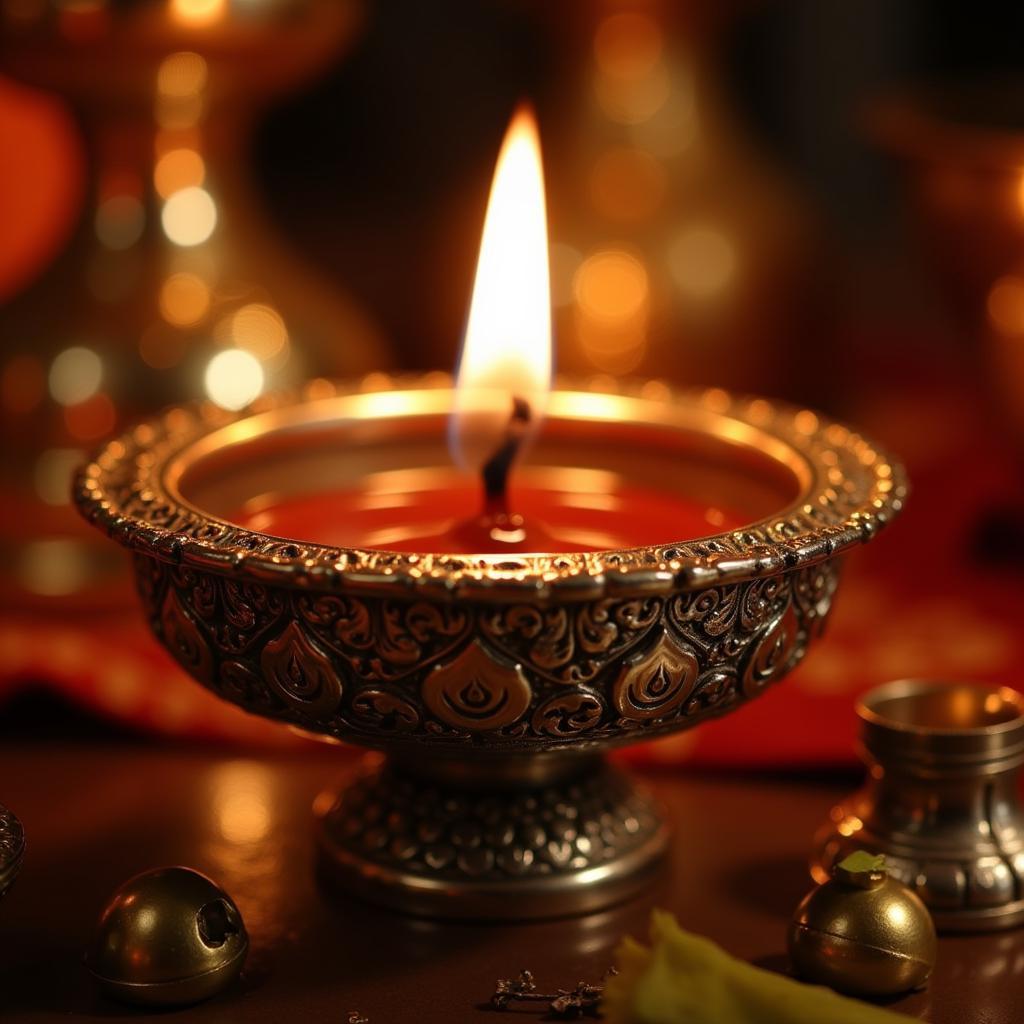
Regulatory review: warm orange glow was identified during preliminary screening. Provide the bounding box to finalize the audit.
[592,12,669,126]
[668,225,737,299]
[156,52,207,129]
[157,51,207,98]
[232,303,289,360]
[170,0,226,26]
[589,146,667,223]
[574,248,649,322]
[162,186,217,246]
[159,272,210,326]
[573,249,649,374]
[452,105,551,472]
[594,13,663,80]
[63,392,116,441]
[987,274,1024,334]
[154,147,205,198]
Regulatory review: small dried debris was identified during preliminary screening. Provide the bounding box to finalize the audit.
[491,967,616,1017]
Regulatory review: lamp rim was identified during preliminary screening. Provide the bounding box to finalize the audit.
[73,374,906,602]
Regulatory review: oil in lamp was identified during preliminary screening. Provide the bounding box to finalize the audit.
[76,106,906,920]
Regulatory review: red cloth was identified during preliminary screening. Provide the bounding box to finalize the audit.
[1,85,1019,765]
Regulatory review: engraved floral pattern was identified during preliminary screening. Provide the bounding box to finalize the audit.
[481,598,661,684]
[78,379,898,751]
[132,555,840,749]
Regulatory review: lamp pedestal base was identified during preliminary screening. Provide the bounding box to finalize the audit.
[315,754,668,921]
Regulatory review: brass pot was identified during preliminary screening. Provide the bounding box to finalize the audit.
[815,679,1024,931]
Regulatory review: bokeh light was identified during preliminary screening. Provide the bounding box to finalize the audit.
[594,64,671,125]
[987,274,1024,334]
[573,249,650,374]
[33,448,84,506]
[574,248,649,322]
[156,51,208,98]
[162,186,217,246]
[210,762,273,844]
[231,303,288,360]
[154,148,205,198]
[593,12,663,80]
[48,346,103,406]
[204,348,264,410]
[592,12,669,125]
[159,271,211,326]
[170,0,226,25]
[156,51,207,129]
[94,195,144,250]
[17,539,92,598]
[668,225,737,299]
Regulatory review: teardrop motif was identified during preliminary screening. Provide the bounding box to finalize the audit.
[612,628,698,721]
[423,641,532,731]
[260,620,342,717]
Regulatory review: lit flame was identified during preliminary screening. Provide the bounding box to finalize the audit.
[451,105,552,475]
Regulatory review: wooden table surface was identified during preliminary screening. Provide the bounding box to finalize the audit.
[0,741,1020,1023]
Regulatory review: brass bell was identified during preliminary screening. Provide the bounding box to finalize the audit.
[86,866,248,1006]
[788,851,937,998]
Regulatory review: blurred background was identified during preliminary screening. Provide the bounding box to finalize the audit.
[1,0,1023,765]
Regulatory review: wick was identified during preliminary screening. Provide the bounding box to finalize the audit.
[481,395,531,518]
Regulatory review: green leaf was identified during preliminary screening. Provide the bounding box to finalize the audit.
[602,910,917,1024]
[838,851,887,874]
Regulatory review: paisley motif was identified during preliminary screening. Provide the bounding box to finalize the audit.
[482,598,661,684]
[531,691,605,737]
[350,689,420,733]
[683,671,736,716]
[740,603,801,697]
[260,621,342,716]
[218,659,283,714]
[793,563,839,636]
[612,628,698,721]
[171,566,217,620]
[159,588,214,684]
[137,556,824,749]
[423,641,531,731]
[297,595,469,681]
[215,579,287,654]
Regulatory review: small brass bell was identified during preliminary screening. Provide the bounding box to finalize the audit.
[788,851,936,998]
[87,866,248,1006]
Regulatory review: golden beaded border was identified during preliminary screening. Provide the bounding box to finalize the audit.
[74,375,906,602]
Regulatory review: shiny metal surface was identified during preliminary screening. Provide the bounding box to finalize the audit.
[86,866,248,1006]
[1,741,1020,1023]
[815,680,1024,931]
[316,755,669,920]
[789,855,937,996]
[0,803,25,900]
[74,378,904,918]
